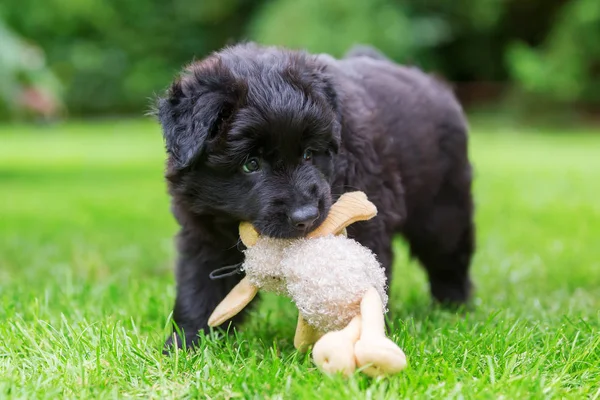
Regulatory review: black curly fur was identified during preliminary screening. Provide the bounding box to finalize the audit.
[156,43,475,352]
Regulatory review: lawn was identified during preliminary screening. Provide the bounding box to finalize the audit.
[1,118,599,399]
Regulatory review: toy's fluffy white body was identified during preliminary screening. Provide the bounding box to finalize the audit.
[242,234,388,332]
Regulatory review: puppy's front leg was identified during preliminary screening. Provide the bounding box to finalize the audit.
[163,230,247,353]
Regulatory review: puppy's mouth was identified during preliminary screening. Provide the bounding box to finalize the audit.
[253,198,331,239]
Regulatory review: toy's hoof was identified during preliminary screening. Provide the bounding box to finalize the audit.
[312,332,357,377]
[354,337,407,377]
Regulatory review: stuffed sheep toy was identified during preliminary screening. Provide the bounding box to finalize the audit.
[208,191,407,377]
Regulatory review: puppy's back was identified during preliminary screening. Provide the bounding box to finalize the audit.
[322,49,470,211]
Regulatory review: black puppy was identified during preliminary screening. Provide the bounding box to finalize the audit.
[157,43,475,352]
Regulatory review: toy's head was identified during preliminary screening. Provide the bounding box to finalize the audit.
[239,191,378,245]
[237,191,378,292]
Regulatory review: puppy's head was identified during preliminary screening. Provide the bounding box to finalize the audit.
[157,44,341,238]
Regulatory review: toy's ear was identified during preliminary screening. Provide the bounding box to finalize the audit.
[308,192,377,238]
[239,222,260,247]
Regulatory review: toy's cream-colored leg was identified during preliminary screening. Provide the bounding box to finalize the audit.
[293,314,324,352]
[206,222,261,328]
[208,277,259,327]
[354,287,407,377]
[312,316,362,377]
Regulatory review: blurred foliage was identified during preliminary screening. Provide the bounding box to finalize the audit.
[0,21,62,120]
[249,0,446,65]
[250,0,508,76]
[0,0,599,119]
[506,0,600,104]
[0,0,258,116]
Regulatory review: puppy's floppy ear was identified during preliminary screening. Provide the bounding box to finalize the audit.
[157,57,247,169]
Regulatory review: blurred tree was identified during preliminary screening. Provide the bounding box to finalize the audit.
[0,0,259,116]
[1,0,598,117]
[506,0,600,105]
[249,0,452,68]
[403,0,507,80]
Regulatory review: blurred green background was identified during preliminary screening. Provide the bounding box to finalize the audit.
[2,2,600,397]
[1,0,600,122]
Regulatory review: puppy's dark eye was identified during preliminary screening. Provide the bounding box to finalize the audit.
[302,149,313,161]
[242,157,261,173]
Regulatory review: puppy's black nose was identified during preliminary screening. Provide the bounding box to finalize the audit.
[288,205,319,231]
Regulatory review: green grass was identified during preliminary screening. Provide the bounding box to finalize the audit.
[1,118,599,399]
